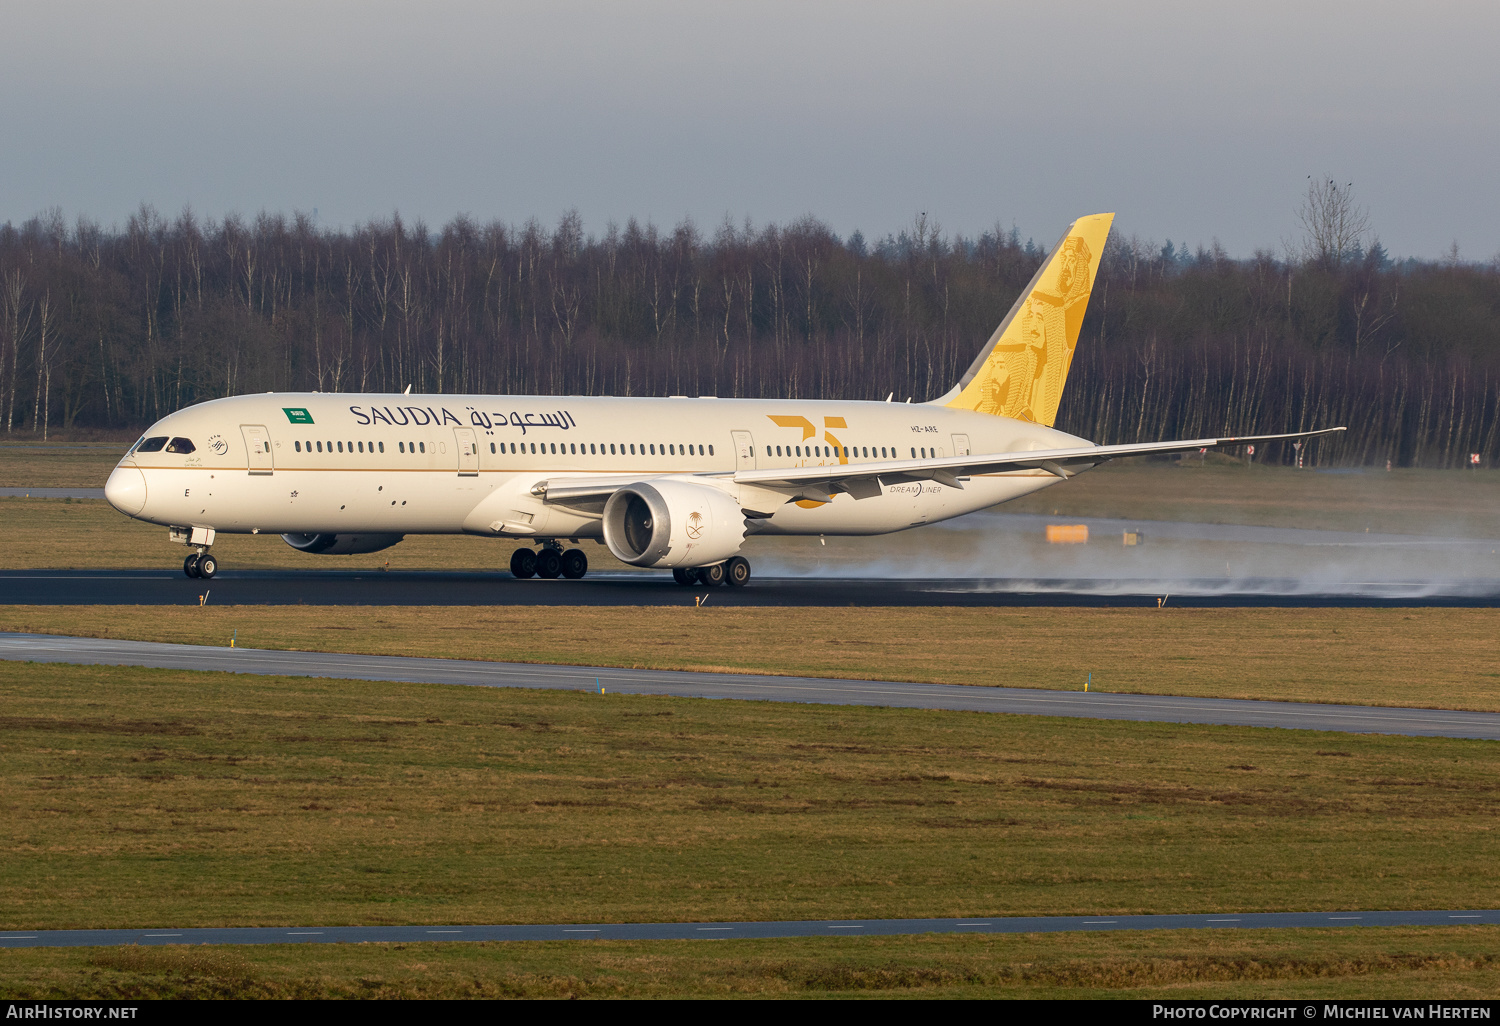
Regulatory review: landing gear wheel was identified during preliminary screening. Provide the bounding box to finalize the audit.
[700,562,727,586]
[510,548,537,579]
[560,548,588,579]
[535,548,563,579]
[184,554,201,578]
[672,568,695,585]
[197,554,218,579]
[724,556,750,587]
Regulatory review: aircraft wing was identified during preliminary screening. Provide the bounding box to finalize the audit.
[533,427,1344,511]
[730,427,1347,500]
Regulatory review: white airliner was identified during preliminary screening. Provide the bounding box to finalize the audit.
[104,213,1341,585]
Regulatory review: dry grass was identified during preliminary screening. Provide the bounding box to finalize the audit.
[3,928,1499,999]
[5,439,1500,539]
[0,497,640,572]
[0,443,124,488]
[1003,457,1500,538]
[4,604,1499,712]
[3,660,1498,935]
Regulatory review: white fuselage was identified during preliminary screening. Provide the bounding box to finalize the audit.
[105,392,1090,542]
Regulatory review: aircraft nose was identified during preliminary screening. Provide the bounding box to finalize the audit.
[105,465,147,516]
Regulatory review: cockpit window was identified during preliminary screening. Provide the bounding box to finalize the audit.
[165,437,196,454]
[135,436,168,453]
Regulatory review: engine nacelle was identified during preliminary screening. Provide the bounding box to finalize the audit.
[602,480,746,568]
[281,533,405,555]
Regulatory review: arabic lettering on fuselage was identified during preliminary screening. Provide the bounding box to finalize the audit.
[504,410,576,435]
[348,405,576,435]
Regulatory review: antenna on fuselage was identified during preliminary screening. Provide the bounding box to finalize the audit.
[885,392,893,402]
[403,384,411,395]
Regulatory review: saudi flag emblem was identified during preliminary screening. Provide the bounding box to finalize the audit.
[283,408,314,424]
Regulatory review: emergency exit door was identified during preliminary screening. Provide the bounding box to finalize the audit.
[951,433,971,457]
[731,430,757,471]
[453,428,479,475]
[241,425,274,474]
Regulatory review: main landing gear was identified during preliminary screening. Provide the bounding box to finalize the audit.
[510,542,588,580]
[673,556,751,588]
[183,551,218,579]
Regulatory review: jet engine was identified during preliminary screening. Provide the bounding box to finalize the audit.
[602,480,746,568]
[281,533,405,555]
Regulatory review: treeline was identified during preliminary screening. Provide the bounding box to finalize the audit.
[0,205,1497,467]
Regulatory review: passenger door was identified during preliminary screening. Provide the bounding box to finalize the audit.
[241,425,273,474]
[731,430,756,471]
[453,427,479,476]
[951,433,971,457]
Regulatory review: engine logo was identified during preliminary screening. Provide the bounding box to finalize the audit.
[686,511,704,539]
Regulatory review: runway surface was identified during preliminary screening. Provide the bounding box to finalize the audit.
[4,909,1496,948]
[6,568,1500,607]
[5,632,1498,739]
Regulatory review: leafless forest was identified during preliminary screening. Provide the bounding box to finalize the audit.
[1,203,1496,467]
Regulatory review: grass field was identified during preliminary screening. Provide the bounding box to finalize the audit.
[0,442,128,489]
[6,442,1499,999]
[4,928,1499,999]
[1004,457,1500,538]
[5,437,1500,540]
[5,660,1498,933]
[0,497,641,572]
[5,604,1498,712]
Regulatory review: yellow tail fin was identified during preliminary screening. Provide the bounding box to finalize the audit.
[944,213,1113,426]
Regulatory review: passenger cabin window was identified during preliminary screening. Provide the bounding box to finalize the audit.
[295,441,302,452]
[136,436,168,453]
[419,442,426,453]
[378,442,384,453]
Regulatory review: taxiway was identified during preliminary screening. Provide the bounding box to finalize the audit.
[3,632,1497,739]
[3,909,1496,948]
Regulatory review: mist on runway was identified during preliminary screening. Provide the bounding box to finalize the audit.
[743,510,1500,599]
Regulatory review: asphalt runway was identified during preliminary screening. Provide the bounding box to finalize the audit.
[6,568,1500,607]
[5,632,1498,739]
[4,909,1496,949]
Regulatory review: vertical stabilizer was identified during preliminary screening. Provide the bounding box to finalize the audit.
[942,213,1113,426]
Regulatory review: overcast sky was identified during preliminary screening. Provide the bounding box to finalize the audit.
[3,1,1495,259]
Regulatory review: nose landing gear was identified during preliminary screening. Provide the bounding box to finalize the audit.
[183,552,218,579]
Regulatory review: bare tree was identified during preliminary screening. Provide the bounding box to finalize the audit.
[1289,177,1372,269]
